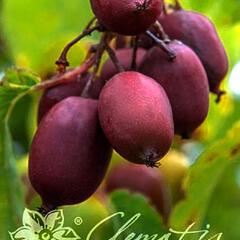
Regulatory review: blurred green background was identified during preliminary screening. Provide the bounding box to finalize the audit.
[0,0,240,239]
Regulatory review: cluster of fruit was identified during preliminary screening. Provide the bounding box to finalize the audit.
[28,0,228,214]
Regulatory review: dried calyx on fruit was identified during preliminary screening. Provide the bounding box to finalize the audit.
[139,41,209,138]
[29,97,112,213]
[98,71,174,166]
[90,0,163,35]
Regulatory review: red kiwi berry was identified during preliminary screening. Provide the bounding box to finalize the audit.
[29,97,112,213]
[90,0,163,35]
[106,163,171,222]
[160,10,228,98]
[100,48,146,82]
[98,71,174,167]
[37,72,90,124]
[139,42,209,138]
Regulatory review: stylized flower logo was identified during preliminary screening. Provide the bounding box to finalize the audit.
[9,208,80,240]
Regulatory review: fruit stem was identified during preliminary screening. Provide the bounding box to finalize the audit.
[84,16,97,31]
[55,23,102,73]
[153,21,170,42]
[175,0,183,10]
[162,1,168,16]
[81,33,107,98]
[38,203,57,216]
[216,90,226,103]
[33,57,95,91]
[131,36,140,71]
[104,40,125,73]
[145,31,176,60]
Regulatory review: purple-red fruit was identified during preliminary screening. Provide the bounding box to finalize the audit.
[139,42,209,137]
[98,71,174,166]
[89,76,106,99]
[100,48,146,82]
[160,10,228,95]
[106,163,171,222]
[37,72,89,124]
[29,97,112,211]
[90,0,163,35]
[115,35,127,49]
[38,72,104,124]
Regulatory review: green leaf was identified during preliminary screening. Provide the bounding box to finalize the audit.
[0,68,40,236]
[0,68,40,123]
[170,122,240,239]
[0,124,24,236]
[99,190,168,240]
[4,68,40,87]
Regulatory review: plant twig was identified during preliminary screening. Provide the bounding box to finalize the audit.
[81,33,107,98]
[162,0,167,15]
[216,91,226,103]
[175,0,183,10]
[55,23,101,72]
[84,17,97,31]
[131,36,139,71]
[34,57,95,91]
[145,30,176,60]
[104,41,124,73]
[153,21,170,42]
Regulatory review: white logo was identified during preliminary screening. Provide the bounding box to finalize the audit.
[9,208,80,240]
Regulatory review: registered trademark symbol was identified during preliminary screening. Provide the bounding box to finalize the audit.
[74,217,83,225]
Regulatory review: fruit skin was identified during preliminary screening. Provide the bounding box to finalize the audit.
[90,0,163,35]
[100,48,146,82]
[37,72,104,124]
[160,10,228,94]
[29,97,112,211]
[106,163,171,222]
[139,42,209,137]
[37,72,89,124]
[89,76,106,99]
[115,35,127,49]
[98,71,174,166]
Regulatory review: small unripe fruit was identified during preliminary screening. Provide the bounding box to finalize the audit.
[160,10,228,94]
[139,42,209,137]
[98,71,174,166]
[29,97,112,211]
[100,48,146,81]
[106,163,171,221]
[90,0,163,35]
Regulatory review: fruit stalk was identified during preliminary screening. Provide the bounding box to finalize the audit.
[145,30,176,60]
[34,57,95,91]
[131,36,140,70]
[81,33,107,98]
[55,23,102,72]
[175,0,183,10]
[104,40,125,73]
